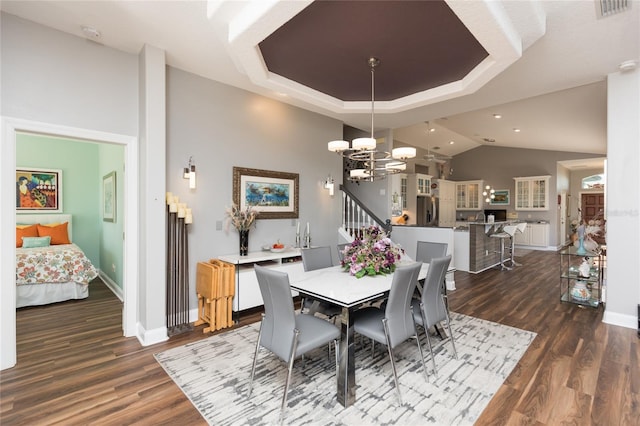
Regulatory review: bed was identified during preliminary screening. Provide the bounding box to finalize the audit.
[16,214,98,308]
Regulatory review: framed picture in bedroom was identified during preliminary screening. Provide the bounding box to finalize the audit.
[233,166,299,219]
[103,171,116,222]
[16,168,63,212]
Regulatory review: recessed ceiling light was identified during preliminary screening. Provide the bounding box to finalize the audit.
[493,114,502,119]
[513,128,521,133]
[429,127,435,132]
[482,138,496,143]
[449,141,455,145]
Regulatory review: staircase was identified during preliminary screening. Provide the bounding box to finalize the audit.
[339,184,392,242]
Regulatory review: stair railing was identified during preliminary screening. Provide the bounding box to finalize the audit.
[339,184,392,240]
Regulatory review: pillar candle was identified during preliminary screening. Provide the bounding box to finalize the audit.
[296,221,300,234]
[166,192,173,204]
[178,207,186,218]
[185,214,193,224]
[306,222,310,234]
[169,202,178,213]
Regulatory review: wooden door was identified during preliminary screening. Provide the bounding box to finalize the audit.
[581,193,604,221]
[581,192,605,243]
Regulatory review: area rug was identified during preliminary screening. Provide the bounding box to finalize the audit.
[154,313,536,425]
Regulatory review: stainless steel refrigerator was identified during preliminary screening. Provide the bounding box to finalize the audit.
[417,195,439,227]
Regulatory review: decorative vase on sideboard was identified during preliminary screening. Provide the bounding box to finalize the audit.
[239,230,249,256]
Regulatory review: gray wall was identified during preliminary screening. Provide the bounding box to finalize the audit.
[450,145,603,246]
[166,67,344,308]
[1,13,138,135]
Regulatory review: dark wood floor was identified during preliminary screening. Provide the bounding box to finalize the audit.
[1,250,638,425]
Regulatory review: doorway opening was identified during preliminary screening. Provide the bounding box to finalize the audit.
[1,117,138,370]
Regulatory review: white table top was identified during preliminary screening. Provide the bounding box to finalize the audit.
[287,262,429,309]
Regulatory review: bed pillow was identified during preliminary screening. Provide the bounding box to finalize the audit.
[22,236,51,248]
[16,224,39,248]
[37,222,71,245]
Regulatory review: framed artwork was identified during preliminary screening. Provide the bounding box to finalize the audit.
[16,168,63,212]
[103,171,116,222]
[233,166,299,219]
[490,189,510,205]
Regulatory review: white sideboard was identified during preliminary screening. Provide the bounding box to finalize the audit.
[218,248,302,312]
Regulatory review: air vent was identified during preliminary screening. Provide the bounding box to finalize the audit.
[482,138,496,143]
[596,0,630,18]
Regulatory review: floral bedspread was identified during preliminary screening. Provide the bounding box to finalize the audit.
[16,243,98,285]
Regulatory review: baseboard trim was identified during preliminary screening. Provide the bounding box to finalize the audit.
[602,310,637,330]
[136,322,169,346]
[98,270,123,301]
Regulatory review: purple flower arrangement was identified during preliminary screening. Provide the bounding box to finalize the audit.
[340,226,404,278]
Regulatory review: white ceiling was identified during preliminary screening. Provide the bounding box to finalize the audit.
[2,0,638,164]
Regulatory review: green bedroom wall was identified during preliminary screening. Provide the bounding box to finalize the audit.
[98,144,124,288]
[16,133,125,290]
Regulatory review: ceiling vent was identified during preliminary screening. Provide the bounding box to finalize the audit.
[596,0,630,18]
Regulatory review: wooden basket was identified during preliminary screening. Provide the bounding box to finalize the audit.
[195,259,235,332]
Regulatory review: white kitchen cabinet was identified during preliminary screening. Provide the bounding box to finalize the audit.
[436,179,456,227]
[455,180,483,210]
[514,226,531,245]
[416,173,432,196]
[530,223,549,246]
[514,176,550,210]
[391,173,407,215]
[514,223,549,247]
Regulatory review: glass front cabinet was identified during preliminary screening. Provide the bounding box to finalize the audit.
[455,180,482,210]
[514,176,550,210]
[560,246,603,308]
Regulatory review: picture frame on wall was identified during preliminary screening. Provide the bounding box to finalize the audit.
[16,168,63,213]
[103,171,116,222]
[233,166,299,219]
[490,189,510,205]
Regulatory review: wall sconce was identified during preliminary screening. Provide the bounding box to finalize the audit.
[323,175,335,196]
[183,156,196,189]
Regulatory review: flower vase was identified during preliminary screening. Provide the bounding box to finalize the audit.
[239,230,249,256]
[575,236,587,255]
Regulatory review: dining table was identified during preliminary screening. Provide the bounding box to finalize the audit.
[286,262,429,408]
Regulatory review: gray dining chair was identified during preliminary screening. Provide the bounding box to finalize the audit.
[248,265,340,423]
[416,241,448,264]
[353,262,428,405]
[411,255,457,377]
[300,247,342,319]
[415,241,449,308]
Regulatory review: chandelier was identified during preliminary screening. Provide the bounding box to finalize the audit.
[328,57,416,181]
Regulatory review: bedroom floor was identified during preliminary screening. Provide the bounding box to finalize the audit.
[1,252,639,425]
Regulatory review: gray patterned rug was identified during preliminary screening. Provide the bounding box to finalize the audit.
[154,313,536,425]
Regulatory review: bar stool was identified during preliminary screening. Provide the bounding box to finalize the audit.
[502,224,519,267]
[490,225,512,271]
[503,223,526,267]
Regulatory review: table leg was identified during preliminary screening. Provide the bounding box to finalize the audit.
[337,306,356,407]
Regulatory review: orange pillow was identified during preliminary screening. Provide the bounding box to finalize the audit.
[16,224,39,248]
[37,222,71,245]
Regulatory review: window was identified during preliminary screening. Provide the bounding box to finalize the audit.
[581,174,604,190]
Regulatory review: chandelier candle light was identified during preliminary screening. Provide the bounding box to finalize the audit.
[328,57,416,181]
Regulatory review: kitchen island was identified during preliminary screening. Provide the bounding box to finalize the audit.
[454,221,525,273]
